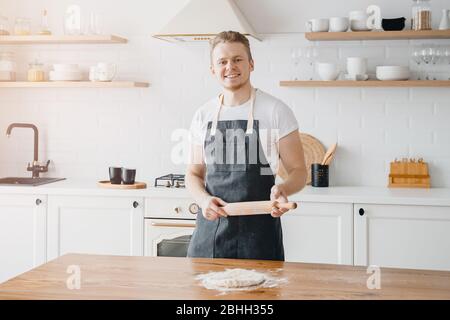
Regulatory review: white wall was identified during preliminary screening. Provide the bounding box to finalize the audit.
[0,0,449,187]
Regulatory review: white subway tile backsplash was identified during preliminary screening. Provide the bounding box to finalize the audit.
[410,88,450,102]
[1,32,450,187]
[315,88,362,102]
[385,102,434,117]
[362,88,409,102]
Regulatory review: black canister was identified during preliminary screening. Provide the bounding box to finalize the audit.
[311,163,329,187]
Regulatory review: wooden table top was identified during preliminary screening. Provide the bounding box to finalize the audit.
[0,254,449,300]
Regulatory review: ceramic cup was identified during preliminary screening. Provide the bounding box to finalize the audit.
[316,62,340,81]
[97,62,116,81]
[349,10,370,31]
[329,17,349,32]
[89,62,117,81]
[89,66,99,81]
[306,18,329,32]
[122,168,136,185]
[347,57,367,78]
[109,167,122,185]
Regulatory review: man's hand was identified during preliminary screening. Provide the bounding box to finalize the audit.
[270,185,289,218]
[201,196,228,221]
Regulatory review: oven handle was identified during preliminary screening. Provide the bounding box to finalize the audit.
[150,221,196,228]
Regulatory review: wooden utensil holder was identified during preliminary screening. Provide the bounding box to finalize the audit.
[388,158,430,188]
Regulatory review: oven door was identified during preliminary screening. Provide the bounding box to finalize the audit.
[144,219,196,257]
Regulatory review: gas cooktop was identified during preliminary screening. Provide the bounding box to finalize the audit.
[154,174,185,188]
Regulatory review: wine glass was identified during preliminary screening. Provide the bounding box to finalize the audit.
[410,47,423,80]
[444,47,450,65]
[304,46,318,80]
[291,48,303,80]
[443,47,450,80]
[420,47,435,80]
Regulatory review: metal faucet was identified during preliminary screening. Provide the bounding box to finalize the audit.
[6,123,50,178]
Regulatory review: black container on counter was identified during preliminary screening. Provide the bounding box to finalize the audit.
[311,163,329,187]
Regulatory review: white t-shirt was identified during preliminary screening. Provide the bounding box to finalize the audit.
[189,89,298,174]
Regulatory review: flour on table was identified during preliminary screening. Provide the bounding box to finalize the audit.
[196,268,287,293]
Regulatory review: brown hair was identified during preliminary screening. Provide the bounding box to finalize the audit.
[210,31,253,62]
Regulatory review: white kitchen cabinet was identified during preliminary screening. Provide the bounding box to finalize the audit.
[354,204,450,271]
[0,194,47,283]
[281,202,353,265]
[47,195,144,260]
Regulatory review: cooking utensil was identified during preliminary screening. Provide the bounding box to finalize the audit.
[223,200,297,216]
[321,142,337,165]
[278,132,326,185]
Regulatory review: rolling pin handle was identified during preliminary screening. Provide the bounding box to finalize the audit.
[274,201,298,210]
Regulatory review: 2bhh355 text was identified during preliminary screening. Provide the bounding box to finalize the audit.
[176,304,274,317]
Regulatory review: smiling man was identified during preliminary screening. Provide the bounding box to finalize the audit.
[186,31,307,261]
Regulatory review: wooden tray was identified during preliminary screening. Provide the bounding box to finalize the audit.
[97,181,147,189]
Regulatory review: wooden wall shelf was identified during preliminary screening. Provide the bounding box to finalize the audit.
[280,80,450,87]
[305,30,450,41]
[0,35,127,44]
[0,81,149,88]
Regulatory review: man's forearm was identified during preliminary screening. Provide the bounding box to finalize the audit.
[186,173,211,204]
[278,166,307,196]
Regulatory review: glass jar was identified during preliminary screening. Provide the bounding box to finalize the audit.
[0,52,16,81]
[27,61,45,82]
[412,0,432,30]
[14,17,31,35]
[0,15,10,35]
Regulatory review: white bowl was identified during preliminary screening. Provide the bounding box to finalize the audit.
[316,62,339,81]
[53,64,79,72]
[49,70,83,81]
[376,66,410,81]
[350,19,371,31]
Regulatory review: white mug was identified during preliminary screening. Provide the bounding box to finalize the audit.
[316,62,340,81]
[347,57,367,78]
[89,66,99,81]
[96,62,117,81]
[329,17,349,32]
[349,10,370,31]
[306,18,329,32]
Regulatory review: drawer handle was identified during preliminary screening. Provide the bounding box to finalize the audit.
[36,198,42,206]
[133,201,139,208]
[151,222,196,228]
[359,208,365,216]
[174,206,182,214]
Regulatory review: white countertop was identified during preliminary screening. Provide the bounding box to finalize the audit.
[0,179,450,206]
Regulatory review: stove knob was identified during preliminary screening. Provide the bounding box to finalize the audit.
[189,203,200,215]
[174,206,182,214]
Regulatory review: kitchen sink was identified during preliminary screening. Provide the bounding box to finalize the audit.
[0,177,66,186]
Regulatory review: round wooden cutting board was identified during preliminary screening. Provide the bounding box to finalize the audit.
[278,132,326,185]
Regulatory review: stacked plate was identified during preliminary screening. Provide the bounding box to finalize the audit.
[376,66,410,81]
[49,64,83,81]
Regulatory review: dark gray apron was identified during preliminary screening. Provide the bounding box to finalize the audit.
[187,88,284,261]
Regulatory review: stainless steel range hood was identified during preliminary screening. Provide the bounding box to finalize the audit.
[153,0,261,42]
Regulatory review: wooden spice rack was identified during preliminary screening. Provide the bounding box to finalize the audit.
[388,158,430,188]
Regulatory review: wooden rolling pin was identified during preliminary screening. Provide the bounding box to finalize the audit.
[222,200,298,216]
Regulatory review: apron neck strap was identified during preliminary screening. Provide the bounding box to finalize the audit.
[210,87,256,137]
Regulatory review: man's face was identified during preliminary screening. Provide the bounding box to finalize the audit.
[210,42,254,91]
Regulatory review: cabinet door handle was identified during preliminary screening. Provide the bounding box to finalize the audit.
[359,208,365,216]
[133,201,139,208]
[36,198,42,206]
